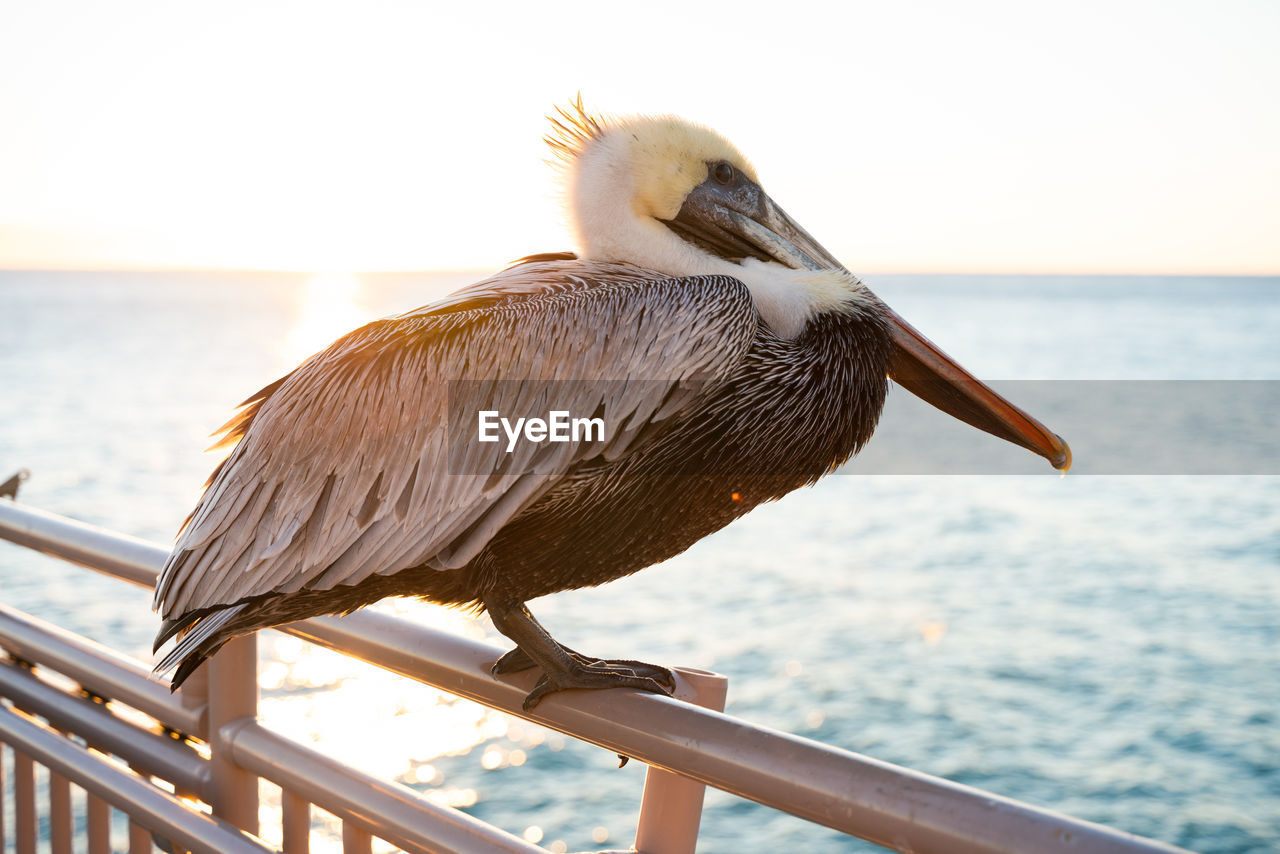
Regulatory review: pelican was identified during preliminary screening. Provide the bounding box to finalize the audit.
[154,100,1070,709]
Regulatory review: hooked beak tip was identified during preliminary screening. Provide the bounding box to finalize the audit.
[1050,437,1072,473]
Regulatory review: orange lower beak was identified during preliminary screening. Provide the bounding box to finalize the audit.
[883,305,1072,472]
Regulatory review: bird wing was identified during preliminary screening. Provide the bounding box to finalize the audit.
[153,265,756,619]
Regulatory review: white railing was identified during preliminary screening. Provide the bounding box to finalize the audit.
[0,499,1192,854]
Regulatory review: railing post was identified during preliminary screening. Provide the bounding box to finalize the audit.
[0,740,6,849]
[207,636,260,836]
[178,652,210,733]
[633,668,729,854]
[282,790,312,853]
[14,747,36,854]
[50,767,73,854]
[87,793,111,854]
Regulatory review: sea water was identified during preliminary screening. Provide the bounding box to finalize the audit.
[1,271,1277,852]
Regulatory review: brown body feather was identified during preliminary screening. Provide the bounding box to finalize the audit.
[154,257,891,686]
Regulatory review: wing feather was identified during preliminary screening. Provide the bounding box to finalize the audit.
[154,263,756,619]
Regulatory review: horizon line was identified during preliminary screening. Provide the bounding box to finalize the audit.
[2,265,1278,279]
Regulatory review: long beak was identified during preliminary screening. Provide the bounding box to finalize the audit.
[884,307,1071,470]
[724,193,1072,471]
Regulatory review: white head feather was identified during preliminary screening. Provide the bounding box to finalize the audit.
[548,100,867,338]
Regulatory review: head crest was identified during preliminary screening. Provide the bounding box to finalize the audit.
[545,94,605,162]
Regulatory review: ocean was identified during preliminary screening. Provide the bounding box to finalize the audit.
[1,270,1277,853]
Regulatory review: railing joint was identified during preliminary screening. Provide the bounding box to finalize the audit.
[217,716,259,753]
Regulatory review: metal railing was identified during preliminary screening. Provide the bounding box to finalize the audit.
[0,499,1192,854]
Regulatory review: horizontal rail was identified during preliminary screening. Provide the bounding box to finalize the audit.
[290,613,1191,854]
[0,501,163,588]
[0,603,206,737]
[0,499,1192,854]
[226,720,544,854]
[0,659,210,799]
[0,704,269,854]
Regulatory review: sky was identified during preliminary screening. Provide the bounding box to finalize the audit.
[0,0,1276,275]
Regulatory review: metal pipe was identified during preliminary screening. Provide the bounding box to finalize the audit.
[0,501,164,588]
[287,611,1192,854]
[0,500,1194,854]
[88,792,112,854]
[282,789,312,854]
[14,744,37,854]
[225,721,543,854]
[0,604,206,738]
[0,704,272,854]
[634,668,728,854]
[208,635,260,836]
[129,820,152,854]
[179,659,211,730]
[0,661,209,799]
[342,822,374,854]
[0,740,7,849]
[50,767,73,854]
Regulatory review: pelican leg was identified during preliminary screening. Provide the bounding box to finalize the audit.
[493,644,674,683]
[485,599,675,711]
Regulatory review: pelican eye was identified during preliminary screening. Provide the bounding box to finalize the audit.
[711,161,735,185]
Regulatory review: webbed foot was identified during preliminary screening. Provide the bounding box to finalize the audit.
[486,600,675,711]
[521,659,673,711]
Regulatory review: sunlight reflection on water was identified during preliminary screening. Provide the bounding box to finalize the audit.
[254,599,521,847]
[282,273,374,369]
[261,600,503,772]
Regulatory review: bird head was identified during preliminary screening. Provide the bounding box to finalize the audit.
[549,99,1070,471]
[550,99,866,340]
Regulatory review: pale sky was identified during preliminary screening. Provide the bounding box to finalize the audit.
[0,0,1276,274]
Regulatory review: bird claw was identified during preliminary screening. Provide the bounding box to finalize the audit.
[586,658,676,692]
[493,646,677,697]
[522,663,673,711]
[492,647,537,675]
[484,603,675,710]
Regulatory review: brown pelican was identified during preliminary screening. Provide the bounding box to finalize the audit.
[154,100,1070,709]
